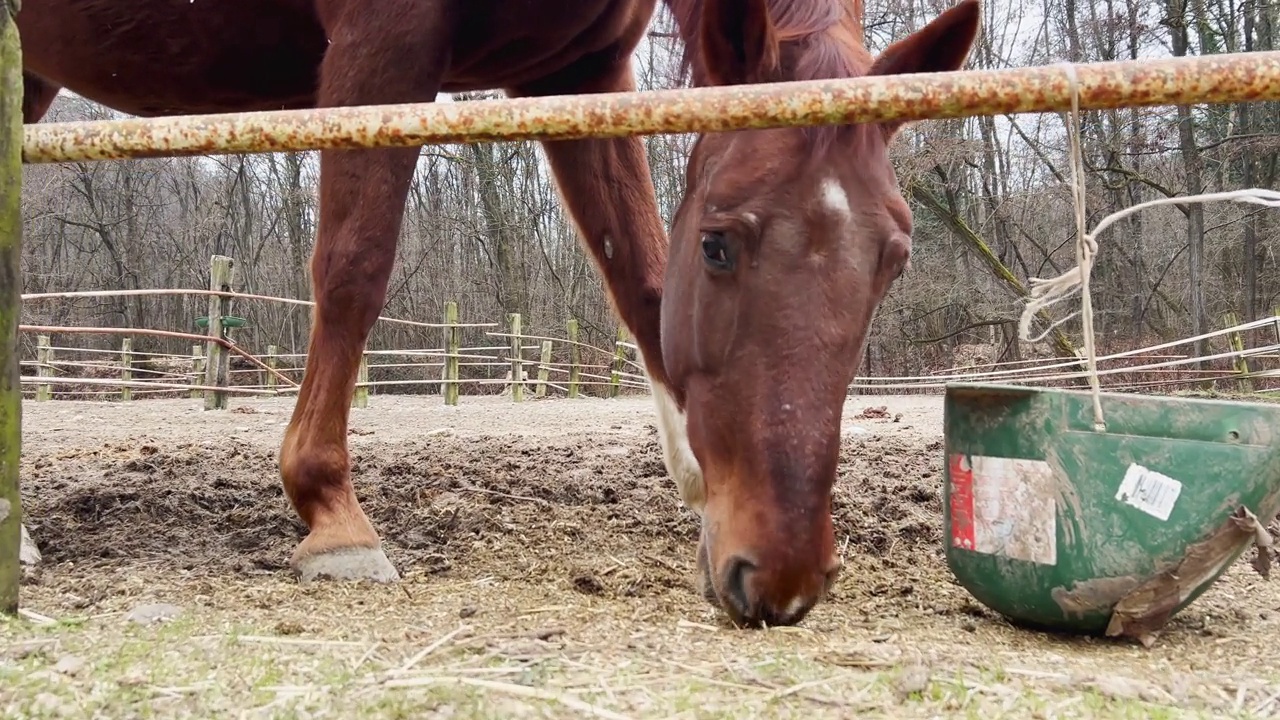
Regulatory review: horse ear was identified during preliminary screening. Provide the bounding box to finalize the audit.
[869,0,981,139]
[699,0,780,85]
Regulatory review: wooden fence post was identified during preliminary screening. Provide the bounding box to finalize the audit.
[508,313,524,402]
[443,301,460,406]
[266,345,278,391]
[609,326,628,398]
[35,335,51,402]
[353,350,369,408]
[567,318,580,399]
[535,340,552,398]
[1223,312,1253,393]
[203,255,236,410]
[120,337,133,402]
[1,5,25,614]
[190,344,204,400]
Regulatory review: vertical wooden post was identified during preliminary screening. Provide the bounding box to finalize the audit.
[120,338,133,402]
[266,345,278,391]
[443,302,460,406]
[1,3,25,614]
[190,344,204,400]
[508,313,524,402]
[609,326,628,399]
[1223,312,1253,393]
[203,255,236,410]
[535,340,552,398]
[567,318,581,399]
[353,350,369,408]
[35,335,51,402]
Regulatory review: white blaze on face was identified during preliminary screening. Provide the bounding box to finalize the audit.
[784,594,812,623]
[820,177,852,222]
[650,379,705,514]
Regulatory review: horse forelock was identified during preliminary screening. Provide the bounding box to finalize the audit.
[668,0,871,153]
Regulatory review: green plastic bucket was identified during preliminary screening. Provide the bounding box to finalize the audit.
[943,383,1280,643]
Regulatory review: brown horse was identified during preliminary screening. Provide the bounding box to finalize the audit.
[15,0,978,626]
[658,0,978,625]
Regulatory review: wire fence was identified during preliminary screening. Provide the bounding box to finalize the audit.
[16,324,648,404]
[16,254,1280,406]
[852,315,1280,397]
[15,300,1280,406]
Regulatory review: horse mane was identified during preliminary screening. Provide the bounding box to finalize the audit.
[666,0,872,152]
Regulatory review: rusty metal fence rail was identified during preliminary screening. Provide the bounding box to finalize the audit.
[21,51,1280,163]
[4,6,1280,612]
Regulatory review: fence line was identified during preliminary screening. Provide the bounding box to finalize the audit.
[18,256,658,404]
[850,315,1280,393]
[864,316,1280,384]
[18,323,297,388]
[20,264,1280,404]
[17,305,1280,402]
[17,278,651,404]
[19,287,498,331]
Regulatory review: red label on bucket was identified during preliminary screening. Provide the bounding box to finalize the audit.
[949,453,976,550]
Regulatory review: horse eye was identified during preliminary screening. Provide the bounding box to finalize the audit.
[701,232,734,272]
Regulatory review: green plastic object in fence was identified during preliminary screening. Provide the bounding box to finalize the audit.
[942,382,1280,644]
[195,315,248,330]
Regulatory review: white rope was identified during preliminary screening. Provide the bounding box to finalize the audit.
[1068,65,1106,430]
[1018,63,1280,432]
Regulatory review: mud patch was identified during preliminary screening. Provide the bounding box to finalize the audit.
[20,414,945,608]
[834,433,944,561]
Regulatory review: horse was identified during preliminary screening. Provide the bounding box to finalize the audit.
[14,0,979,627]
[658,0,978,626]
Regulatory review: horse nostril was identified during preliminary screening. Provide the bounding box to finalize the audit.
[723,555,758,618]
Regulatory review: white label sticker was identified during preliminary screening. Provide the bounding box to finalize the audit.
[1115,463,1182,521]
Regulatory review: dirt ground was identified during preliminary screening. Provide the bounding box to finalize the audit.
[3,392,1280,718]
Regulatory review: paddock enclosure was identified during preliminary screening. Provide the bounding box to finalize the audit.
[8,4,1280,717]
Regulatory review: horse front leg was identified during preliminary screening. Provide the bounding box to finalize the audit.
[280,2,449,582]
[17,72,62,574]
[22,73,61,124]
[508,57,705,514]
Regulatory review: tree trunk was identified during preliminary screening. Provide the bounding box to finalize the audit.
[1166,0,1209,363]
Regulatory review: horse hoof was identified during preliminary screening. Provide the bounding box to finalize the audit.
[292,546,400,583]
[19,523,41,566]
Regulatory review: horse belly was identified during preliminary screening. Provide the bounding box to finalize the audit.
[17,0,327,116]
[444,0,657,90]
